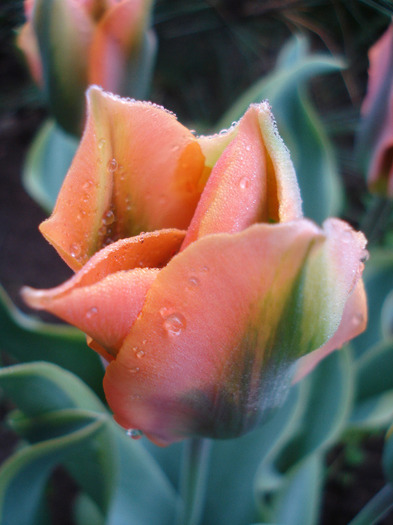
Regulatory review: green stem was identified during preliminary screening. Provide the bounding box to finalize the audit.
[348,484,393,525]
[177,438,212,525]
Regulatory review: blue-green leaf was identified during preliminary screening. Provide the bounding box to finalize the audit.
[0,417,106,525]
[0,286,104,399]
[22,119,78,212]
[351,340,393,428]
[272,348,354,469]
[352,250,393,358]
[0,362,105,415]
[262,454,323,525]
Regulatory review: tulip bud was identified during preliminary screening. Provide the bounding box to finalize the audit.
[358,24,393,197]
[17,0,156,136]
[23,88,367,445]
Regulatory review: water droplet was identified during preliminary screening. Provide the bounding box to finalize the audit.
[70,243,81,258]
[142,339,147,345]
[352,312,364,326]
[86,306,98,318]
[82,180,93,190]
[361,250,369,263]
[245,145,251,152]
[132,346,145,358]
[126,429,143,440]
[201,265,209,273]
[160,307,169,318]
[129,367,140,374]
[171,144,180,152]
[107,158,118,173]
[98,138,106,150]
[102,210,115,226]
[239,177,249,190]
[163,312,186,336]
[188,276,199,287]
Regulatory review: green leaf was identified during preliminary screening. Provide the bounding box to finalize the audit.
[384,427,393,484]
[272,348,354,472]
[105,429,178,525]
[262,454,323,525]
[0,286,104,399]
[0,363,178,524]
[0,362,105,415]
[74,494,105,525]
[217,35,344,224]
[352,250,393,358]
[0,417,106,525]
[351,340,393,428]
[8,408,103,444]
[22,119,78,213]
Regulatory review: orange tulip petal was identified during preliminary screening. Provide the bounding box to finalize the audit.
[294,279,367,383]
[183,103,302,248]
[22,228,185,355]
[103,219,365,444]
[40,86,205,270]
[23,268,159,357]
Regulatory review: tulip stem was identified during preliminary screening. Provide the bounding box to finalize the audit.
[177,438,212,525]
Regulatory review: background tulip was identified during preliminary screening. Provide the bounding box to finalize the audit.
[17,0,156,135]
[23,87,367,445]
[358,23,393,197]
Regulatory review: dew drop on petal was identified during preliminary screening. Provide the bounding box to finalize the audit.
[159,306,169,318]
[130,367,140,374]
[70,243,81,258]
[361,250,369,263]
[107,158,118,173]
[86,306,98,319]
[163,312,186,336]
[126,429,143,440]
[188,276,199,287]
[102,210,115,226]
[82,180,93,191]
[352,312,364,326]
[239,177,249,190]
[98,138,106,150]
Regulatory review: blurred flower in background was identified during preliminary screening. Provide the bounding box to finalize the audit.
[17,0,156,135]
[358,23,393,198]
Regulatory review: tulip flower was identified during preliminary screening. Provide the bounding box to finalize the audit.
[17,0,156,135]
[358,24,393,197]
[23,87,367,445]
